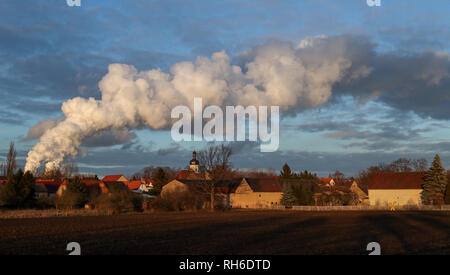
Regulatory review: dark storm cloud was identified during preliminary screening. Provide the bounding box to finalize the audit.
[378,26,450,52]
[83,129,137,148]
[335,49,450,120]
[157,143,182,156]
[296,117,375,133]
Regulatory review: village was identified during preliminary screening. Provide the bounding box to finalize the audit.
[1,148,449,212]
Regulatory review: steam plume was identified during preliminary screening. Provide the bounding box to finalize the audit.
[24,35,375,172]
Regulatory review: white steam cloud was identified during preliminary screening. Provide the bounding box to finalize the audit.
[25,35,374,172]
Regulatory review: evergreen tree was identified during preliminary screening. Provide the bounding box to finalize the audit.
[421,154,447,205]
[445,183,450,205]
[0,169,35,208]
[297,170,318,181]
[150,168,168,196]
[292,182,317,205]
[67,177,87,194]
[56,177,87,209]
[280,185,296,207]
[280,163,293,179]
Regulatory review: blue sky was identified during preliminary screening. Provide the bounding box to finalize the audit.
[0,0,449,177]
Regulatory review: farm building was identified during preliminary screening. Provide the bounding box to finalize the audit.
[368,172,424,207]
[56,179,108,196]
[230,178,282,208]
[35,179,62,198]
[34,182,50,199]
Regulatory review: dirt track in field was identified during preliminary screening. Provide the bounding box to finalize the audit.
[0,210,449,255]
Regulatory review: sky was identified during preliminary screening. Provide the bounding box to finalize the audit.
[0,0,449,177]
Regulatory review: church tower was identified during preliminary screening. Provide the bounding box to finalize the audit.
[189,151,199,173]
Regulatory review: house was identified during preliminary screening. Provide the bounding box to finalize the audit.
[319,177,335,187]
[349,181,369,204]
[102,175,129,182]
[34,183,49,199]
[368,172,425,207]
[161,178,240,207]
[161,179,208,198]
[138,179,155,193]
[230,178,282,208]
[123,178,155,193]
[82,179,108,194]
[102,181,127,192]
[56,178,107,196]
[330,180,368,205]
[35,179,62,198]
[125,180,142,191]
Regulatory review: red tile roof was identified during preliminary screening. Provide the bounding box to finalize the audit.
[368,172,425,190]
[176,170,190,179]
[126,180,142,190]
[36,179,62,184]
[319,178,332,185]
[102,175,126,182]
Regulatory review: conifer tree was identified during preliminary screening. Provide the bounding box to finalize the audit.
[280,163,293,179]
[444,183,450,205]
[421,154,447,205]
[150,168,168,195]
[56,177,88,209]
[0,169,35,208]
[280,185,296,207]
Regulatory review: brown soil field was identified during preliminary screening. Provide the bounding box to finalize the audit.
[0,210,449,255]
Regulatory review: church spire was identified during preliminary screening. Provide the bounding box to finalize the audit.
[189,151,199,173]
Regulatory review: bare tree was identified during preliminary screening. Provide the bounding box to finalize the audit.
[331,170,345,182]
[197,144,233,211]
[389,158,413,172]
[61,162,79,178]
[5,142,17,179]
[411,158,428,172]
[0,163,5,177]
